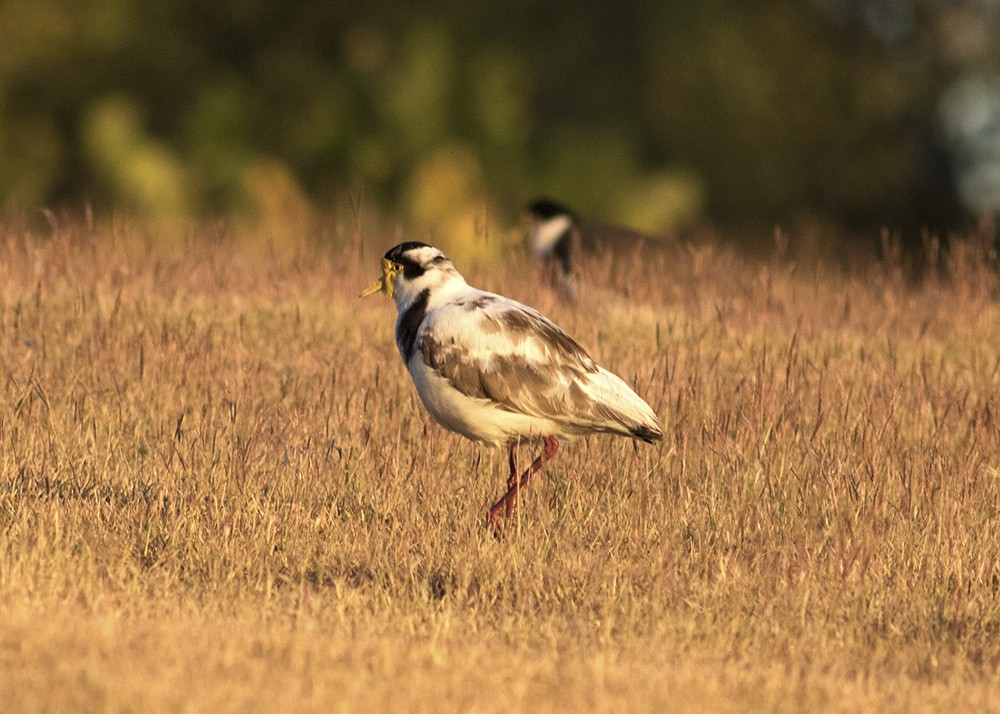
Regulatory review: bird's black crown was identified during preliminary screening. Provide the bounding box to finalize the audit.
[527,198,576,221]
[384,241,432,265]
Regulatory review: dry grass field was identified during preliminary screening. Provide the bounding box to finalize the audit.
[2,217,1000,712]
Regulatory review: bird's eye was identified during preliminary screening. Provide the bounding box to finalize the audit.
[393,262,404,272]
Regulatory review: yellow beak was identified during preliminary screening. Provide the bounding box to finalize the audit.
[359,258,399,299]
[359,277,385,298]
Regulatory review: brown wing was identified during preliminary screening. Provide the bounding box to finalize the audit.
[419,294,600,421]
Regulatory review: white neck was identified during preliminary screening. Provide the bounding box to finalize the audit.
[531,215,573,258]
[393,268,470,314]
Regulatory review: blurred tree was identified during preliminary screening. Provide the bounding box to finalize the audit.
[642,3,944,229]
[0,0,994,244]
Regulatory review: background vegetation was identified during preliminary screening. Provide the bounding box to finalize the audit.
[2,0,999,246]
[2,218,1000,711]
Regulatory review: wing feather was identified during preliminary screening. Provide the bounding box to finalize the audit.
[420,291,662,441]
[418,292,644,433]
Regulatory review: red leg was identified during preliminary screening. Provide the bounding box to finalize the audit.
[488,436,559,537]
[506,444,518,490]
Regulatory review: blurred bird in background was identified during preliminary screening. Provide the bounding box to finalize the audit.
[526,198,668,300]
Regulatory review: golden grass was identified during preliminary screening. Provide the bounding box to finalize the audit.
[2,218,1000,712]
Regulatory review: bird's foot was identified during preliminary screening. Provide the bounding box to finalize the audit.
[487,506,507,540]
[487,488,518,540]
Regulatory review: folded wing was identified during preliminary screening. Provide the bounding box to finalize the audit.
[418,293,661,441]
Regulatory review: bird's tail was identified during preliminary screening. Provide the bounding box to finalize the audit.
[589,368,664,443]
[629,423,663,443]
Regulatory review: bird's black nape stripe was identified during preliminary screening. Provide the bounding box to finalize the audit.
[397,288,430,362]
[405,253,448,279]
[402,262,426,280]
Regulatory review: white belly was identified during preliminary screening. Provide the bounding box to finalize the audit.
[406,356,562,446]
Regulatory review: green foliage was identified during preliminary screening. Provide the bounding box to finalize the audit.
[0,0,984,235]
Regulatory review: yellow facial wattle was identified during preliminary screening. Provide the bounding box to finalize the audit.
[359,258,401,299]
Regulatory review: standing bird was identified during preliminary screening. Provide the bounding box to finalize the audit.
[360,241,663,535]
[527,198,666,300]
